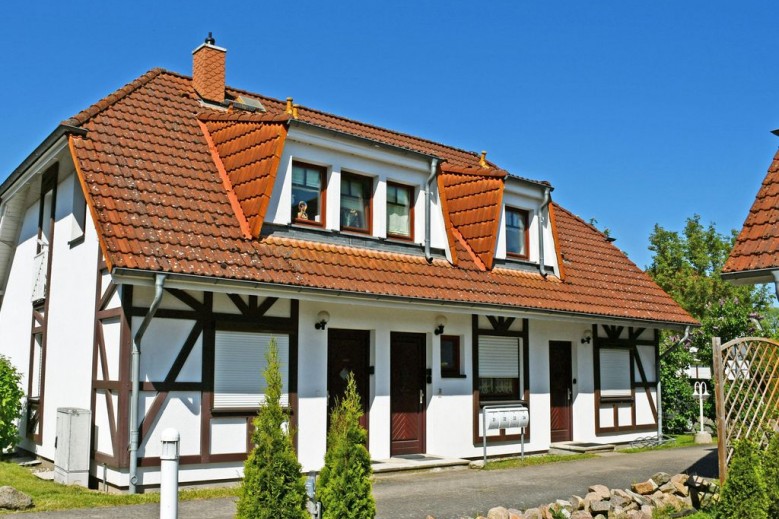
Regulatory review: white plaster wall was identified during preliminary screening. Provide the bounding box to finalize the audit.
[133,317,202,383]
[138,391,201,458]
[95,461,246,489]
[267,134,449,252]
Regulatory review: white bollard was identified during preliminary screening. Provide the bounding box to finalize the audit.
[160,428,180,519]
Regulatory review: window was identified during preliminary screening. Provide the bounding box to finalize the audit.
[214,331,290,409]
[340,173,372,233]
[440,335,461,377]
[505,207,529,258]
[599,348,632,397]
[478,336,523,401]
[386,182,413,239]
[291,162,325,225]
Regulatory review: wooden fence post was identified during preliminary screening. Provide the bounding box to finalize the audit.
[712,336,727,483]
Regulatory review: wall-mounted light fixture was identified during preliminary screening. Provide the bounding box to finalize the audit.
[581,329,592,344]
[434,315,447,335]
[315,311,330,330]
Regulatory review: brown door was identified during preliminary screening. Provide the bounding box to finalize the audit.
[549,341,573,442]
[390,332,426,455]
[328,329,370,433]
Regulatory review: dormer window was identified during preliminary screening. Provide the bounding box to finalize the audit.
[291,162,326,226]
[386,182,413,240]
[506,207,529,259]
[340,173,372,233]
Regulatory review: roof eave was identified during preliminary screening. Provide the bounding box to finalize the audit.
[0,124,87,197]
[111,267,697,330]
[721,267,779,285]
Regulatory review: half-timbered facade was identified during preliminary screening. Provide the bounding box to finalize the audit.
[0,37,696,490]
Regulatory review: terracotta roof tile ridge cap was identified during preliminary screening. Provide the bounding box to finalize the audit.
[451,227,486,271]
[197,111,291,123]
[223,84,483,160]
[63,68,167,127]
[441,164,508,178]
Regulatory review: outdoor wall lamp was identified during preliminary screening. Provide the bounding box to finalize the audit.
[315,311,330,330]
[581,329,592,344]
[434,315,447,335]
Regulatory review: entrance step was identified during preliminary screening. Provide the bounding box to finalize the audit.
[550,441,616,454]
[372,454,469,474]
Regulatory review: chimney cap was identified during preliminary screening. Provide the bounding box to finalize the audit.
[205,32,216,45]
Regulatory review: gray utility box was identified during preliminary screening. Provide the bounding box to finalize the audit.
[54,408,91,487]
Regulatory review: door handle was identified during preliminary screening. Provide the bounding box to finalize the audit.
[567,388,572,402]
[419,389,424,405]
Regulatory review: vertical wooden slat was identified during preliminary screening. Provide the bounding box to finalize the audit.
[712,336,727,484]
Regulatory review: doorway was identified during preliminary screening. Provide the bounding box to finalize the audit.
[327,329,370,433]
[390,332,426,455]
[549,341,573,442]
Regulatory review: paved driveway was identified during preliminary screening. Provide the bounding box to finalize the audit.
[16,445,717,519]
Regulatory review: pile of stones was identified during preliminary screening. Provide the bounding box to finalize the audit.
[426,472,719,519]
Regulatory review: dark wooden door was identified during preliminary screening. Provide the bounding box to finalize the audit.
[390,332,426,455]
[328,329,370,433]
[549,341,573,442]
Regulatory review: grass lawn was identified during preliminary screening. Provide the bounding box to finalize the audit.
[0,460,237,514]
[484,452,596,470]
[619,434,701,454]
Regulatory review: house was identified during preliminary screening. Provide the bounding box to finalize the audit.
[0,36,696,491]
[722,138,779,299]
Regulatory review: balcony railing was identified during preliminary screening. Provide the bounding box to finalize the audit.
[31,247,48,303]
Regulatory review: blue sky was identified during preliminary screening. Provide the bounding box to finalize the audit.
[2,1,777,269]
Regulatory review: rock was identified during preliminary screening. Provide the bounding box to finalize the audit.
[507,508,524,519]
[524,508,542,519]
[626,510,652,519]
[569,495,584,510]
[583,491,601,510]
[589,500,610,514]
[611,488,631,500]
[593,515,606,519]
[587,484,610,501]
[570,511,594,519]
[610,494,631,508]
[650,472,671,485]
[0,486,33,510]
[631,479,658,495]
[672,480,689,496]
[470,460,486,469]
[488,507,510,519]
[555,499,572,511]
[671,473,688,486]
[658,481,676,494]
[663,493,690,511]
[624,488,649,506]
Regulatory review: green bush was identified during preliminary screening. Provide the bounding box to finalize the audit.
[0,355,24,454]
[764,433,779,518]
[715,439,769,519]
[236,338,307,519]
[317,372,375,519]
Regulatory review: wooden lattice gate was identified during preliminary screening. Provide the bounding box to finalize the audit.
[713,336,779,481]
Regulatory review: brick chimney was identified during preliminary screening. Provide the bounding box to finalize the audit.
[192,33,226,103]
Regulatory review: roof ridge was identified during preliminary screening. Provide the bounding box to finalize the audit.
[63,68,167,127]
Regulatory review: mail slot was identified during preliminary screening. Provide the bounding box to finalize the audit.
[485,406,528,431]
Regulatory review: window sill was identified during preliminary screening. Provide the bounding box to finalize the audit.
[599,396,634,404]
[441,373,467,379]
[68,235,85,248]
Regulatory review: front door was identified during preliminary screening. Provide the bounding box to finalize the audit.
[328,329,370,433]
[390,332,426,455]
[549,341,573,442]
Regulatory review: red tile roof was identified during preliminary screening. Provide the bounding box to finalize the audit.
[65,68,696,327]
[723,148,779,276]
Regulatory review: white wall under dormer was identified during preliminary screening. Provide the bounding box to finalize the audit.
[266,129,449,253]
[495,181,559,276]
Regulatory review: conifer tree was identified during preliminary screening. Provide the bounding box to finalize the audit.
[764,433,779,518]
[716,439,769,519]
[317,372,375,519]
[237,338,307,519]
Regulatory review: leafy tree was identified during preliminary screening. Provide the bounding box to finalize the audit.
[317,372,375,519]
[237,338,307,519]
[715,439,769,519]
[0,355,24,454]
[646,215,773,433]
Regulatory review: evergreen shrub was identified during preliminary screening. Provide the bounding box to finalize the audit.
[763,432,779,518]
[317,372,375,519]
[236,338,307,519]
[715,439,769,519]
[0,355,24,454]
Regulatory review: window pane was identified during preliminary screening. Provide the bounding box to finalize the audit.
[600,348,632,397]
[506,209,526,256]
[292,164,322,223]
[341,175,369,231]
[387,184,411,237]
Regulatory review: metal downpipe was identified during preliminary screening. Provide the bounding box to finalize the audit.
[538,187,551,277]
[129,273,166,494]
[425,158,439,263]
[657,325,690,439]
[773,271,779,302]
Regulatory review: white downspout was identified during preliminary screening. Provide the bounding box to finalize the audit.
[425,158,439,263]
[657,325,690,439]
[129,273,166,494]
[538,187,551,277]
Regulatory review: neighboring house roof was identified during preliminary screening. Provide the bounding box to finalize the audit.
[49,67,695,326]
[723,147,779,282]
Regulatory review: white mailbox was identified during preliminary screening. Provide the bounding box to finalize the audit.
[481,404,529,464]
